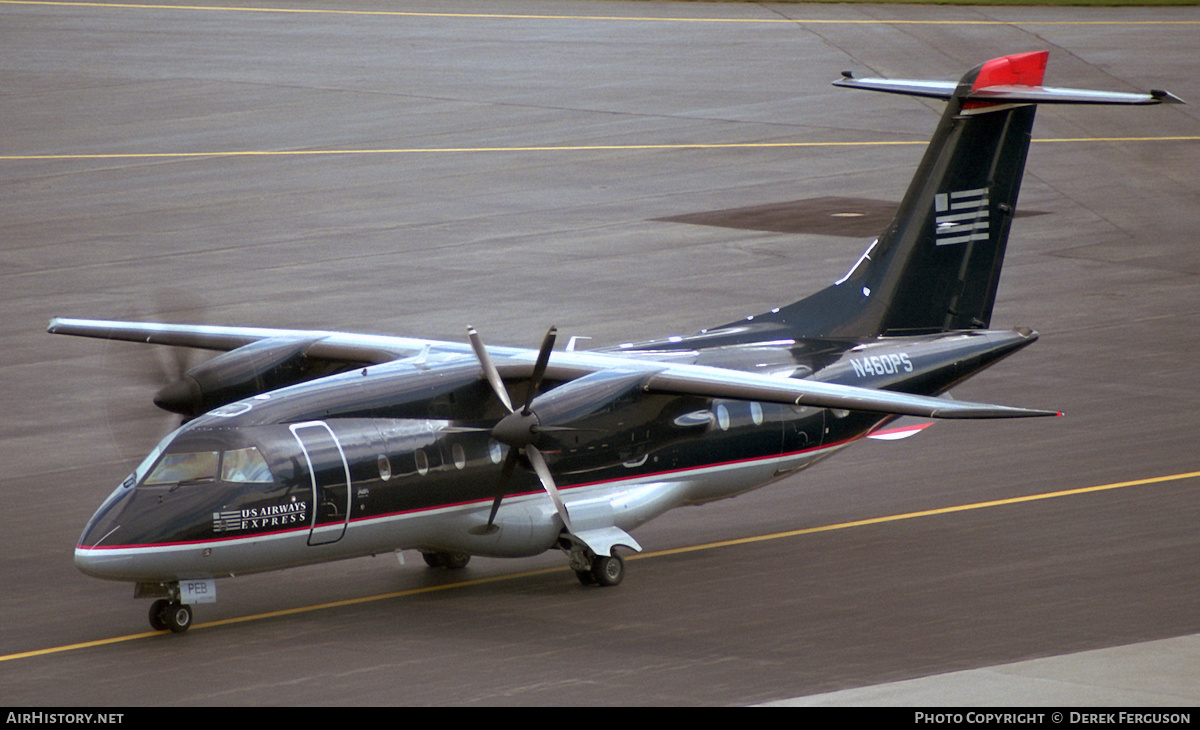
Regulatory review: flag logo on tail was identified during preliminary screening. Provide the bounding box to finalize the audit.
[934,188,990,246]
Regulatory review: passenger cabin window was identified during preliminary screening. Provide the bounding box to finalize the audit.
[716,404,730,431]
[750,401,764,426]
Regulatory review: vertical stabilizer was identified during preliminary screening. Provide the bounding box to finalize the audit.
[727,52,1179,339]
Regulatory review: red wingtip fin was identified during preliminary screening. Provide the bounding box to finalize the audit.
[972,51,1049,91]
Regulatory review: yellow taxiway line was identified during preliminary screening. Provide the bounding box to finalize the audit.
[3,137,1197,162]
[3,468,1198,663]
[3,0,1200,25]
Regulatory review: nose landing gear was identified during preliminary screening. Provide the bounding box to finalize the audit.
[149,599,193,633]
[137,580,203,633]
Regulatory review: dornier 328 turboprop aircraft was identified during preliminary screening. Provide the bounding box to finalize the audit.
[52,52,1180,633]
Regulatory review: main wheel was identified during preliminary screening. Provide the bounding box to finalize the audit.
[422,552,471,569]
[574,568,597,586]
[148,599,170,631]
[164,602,193,633]
[590,554,625,587]
[421,552,445,568]
[442,552,471,569]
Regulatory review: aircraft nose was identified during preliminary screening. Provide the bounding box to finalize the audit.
[75,482,137,579]
[74,544,122,579]
[75,512,154,582]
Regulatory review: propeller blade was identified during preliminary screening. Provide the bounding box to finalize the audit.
[489,449,518,526]
[468,447,518,536]
[465,325,566,538]
[522,325,557,415]
[467,325,514,414]
[526,445,573,534]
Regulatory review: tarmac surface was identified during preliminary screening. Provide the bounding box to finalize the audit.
[2,0,1199,707]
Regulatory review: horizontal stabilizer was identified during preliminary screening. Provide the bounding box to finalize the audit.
[968,85,1184,106]
[835,67,1184,107]
[833,76,960,100]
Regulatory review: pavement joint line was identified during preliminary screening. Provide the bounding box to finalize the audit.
[4,0,1200,24]
[3,468,1197,663]
[3,137,1197,162]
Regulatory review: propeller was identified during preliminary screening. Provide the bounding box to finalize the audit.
[130,295,213,417]
[466,325,574,536]
[150,348,204,415]
[98,299,211,467]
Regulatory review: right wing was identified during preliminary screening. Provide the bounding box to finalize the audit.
[46,317,443,365]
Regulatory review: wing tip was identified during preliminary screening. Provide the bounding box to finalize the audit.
[1151,89,1187,105]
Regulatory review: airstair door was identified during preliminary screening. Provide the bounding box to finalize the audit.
[290,421,352,546]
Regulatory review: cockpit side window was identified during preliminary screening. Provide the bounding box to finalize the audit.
[221,446,274,484]
[131,425,186,486]
[144,451,219,485]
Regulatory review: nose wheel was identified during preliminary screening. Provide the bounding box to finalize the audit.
[149,599,193,633]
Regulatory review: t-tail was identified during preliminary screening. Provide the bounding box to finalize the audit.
[734,51,1182,339]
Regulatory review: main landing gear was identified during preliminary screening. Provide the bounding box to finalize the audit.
[569,547,625,587]
[421,551,471,569]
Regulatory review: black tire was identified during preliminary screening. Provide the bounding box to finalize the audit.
[442,552,471,569]
[148,599,170,631]
[421,552,444,568]
[423,551,470,569]
[590,554,624,587]
[574,568,597,586]
[165,602,192,633]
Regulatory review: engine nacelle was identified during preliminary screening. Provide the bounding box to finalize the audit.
[153,336,359,417]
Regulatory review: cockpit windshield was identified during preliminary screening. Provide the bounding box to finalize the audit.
[144,451,218,485]
[220,447,274,483]
[142,445,274,486]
